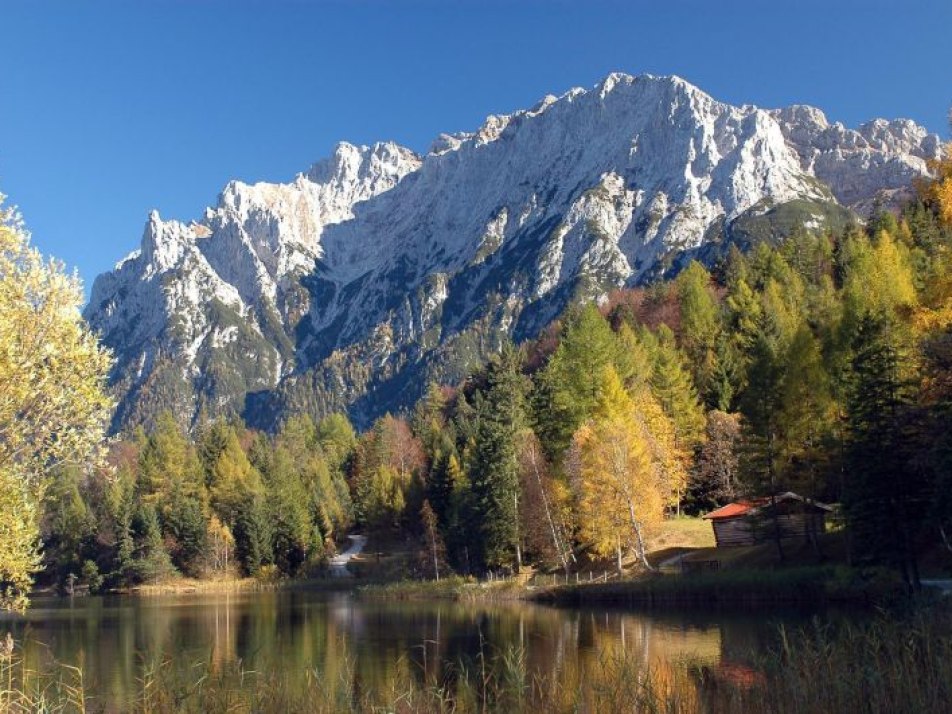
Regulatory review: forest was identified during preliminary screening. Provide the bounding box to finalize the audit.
[13,153,952,601]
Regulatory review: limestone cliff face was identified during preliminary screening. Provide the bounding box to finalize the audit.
[84,73,942,431]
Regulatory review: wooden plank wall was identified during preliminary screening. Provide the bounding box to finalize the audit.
[712,514,826,547]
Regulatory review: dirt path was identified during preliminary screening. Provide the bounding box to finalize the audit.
[328,535,367,577]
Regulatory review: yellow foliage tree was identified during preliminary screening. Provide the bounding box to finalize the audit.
[923,140,952,226]
[572,367,683,572]
[0,196,113,610]
[208,431,263,526]
[844,229,918,321]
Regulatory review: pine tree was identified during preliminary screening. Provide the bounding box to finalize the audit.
[469,343,528,571]
[164,496,208,577]
[844,313,925,587]
[738,309,789,560]
[233,496,273,576]
[132,503,175,583]
[535,303,623,458]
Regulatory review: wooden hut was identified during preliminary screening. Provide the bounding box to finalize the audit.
[702,492,832,547]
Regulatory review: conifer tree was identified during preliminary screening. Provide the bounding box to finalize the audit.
[676,260,720,400]
[469,343,528,571]
[642,325,706,449]
[844,313,925,587]
[738,309,789,560]
[573,367,672,572]
[535,303,623,458]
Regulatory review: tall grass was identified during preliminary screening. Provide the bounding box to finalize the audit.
[0,633,86,713]
[1,606,951,713]
[723,611,952,713]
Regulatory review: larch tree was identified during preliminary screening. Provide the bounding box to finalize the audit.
[535,303,624,458]
[418,499,448,581]
[777,324,837,506]
[0,197,113,611]
[640,325,704,513]
[675,260,721,401]
[573,367,678,573]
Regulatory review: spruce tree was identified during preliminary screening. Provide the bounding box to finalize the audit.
[844,313,925,588]
[469,343,528,571]
[738,310,788,560]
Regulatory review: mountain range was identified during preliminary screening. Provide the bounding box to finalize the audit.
[83,72,943,432]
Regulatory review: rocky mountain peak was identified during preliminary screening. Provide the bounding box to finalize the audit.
[84,72,944,433]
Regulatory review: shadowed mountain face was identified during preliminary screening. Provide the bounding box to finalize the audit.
[83,73,942,432]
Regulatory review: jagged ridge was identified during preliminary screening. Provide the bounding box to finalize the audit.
[84,73,942,431]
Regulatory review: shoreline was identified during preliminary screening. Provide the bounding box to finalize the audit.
[36,563,911,609]
[354,565,908,609]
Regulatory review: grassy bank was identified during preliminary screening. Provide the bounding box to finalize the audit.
[357,575,531,601]
[358,565,906,608]
[534,566,904,608]
[126,576,283,596]
[1,605,950,712]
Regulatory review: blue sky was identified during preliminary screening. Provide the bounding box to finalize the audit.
[2,0,950,292]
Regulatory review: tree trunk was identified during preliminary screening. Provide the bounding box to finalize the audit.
[769,492,786,563]
[514,491,522,572]
[529,446,569,573]
[626,500,656,572]
[428,522,440,582]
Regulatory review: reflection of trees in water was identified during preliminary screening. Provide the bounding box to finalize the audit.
[1,594,821,709]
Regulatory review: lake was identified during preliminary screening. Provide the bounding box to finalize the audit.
[0,590,830,712]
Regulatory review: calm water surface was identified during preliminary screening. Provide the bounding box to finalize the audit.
[0,590,828,710]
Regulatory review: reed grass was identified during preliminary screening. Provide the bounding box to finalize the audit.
[357,575,528,602]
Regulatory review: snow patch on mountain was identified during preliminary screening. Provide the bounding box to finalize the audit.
[84,73,944,431]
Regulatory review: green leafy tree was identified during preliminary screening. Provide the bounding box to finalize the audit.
[0,197,113,610]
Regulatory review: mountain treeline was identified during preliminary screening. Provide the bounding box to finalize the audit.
[32,155,952,593]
